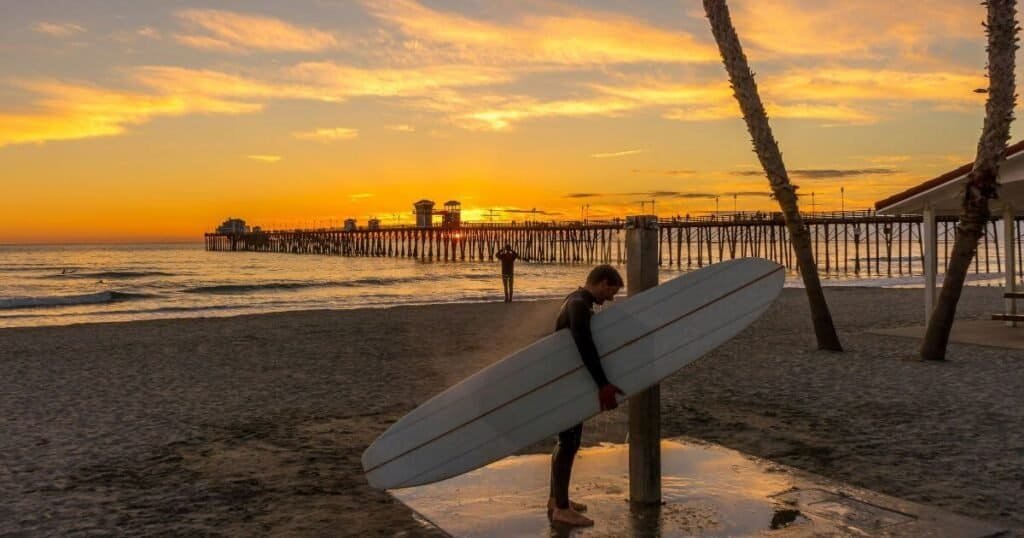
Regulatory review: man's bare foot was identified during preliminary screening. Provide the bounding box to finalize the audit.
[548,498,588,513]
[550,507,594,527]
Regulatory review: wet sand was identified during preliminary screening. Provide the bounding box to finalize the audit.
[1,286,1020,535]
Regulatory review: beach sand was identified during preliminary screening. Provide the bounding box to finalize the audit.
[1,286,1021,535]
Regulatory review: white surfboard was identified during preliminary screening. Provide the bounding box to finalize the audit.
[363,258,785,490]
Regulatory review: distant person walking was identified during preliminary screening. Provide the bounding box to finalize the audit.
[548,264,625,528]
[495,244,519,302]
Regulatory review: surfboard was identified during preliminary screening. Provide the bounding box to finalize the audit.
[362,258,785,490]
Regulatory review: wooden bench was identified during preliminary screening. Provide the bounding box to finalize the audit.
[995,292,1022,324]
[992,313,1024,322]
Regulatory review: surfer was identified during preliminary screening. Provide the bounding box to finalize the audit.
[495,244,518,302]
[548,264,625,527]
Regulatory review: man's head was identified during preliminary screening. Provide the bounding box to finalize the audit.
[504,243,512,250]
[584,264,623,304]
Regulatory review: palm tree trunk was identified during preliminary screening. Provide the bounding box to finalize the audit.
[920,0,1018,361]
[702,0,842,351]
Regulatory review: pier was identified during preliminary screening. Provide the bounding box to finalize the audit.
[205,211,1024,280]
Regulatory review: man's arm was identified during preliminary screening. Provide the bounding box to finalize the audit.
[565,300,609,388]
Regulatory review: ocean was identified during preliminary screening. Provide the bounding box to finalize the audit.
[0,243,1007,328]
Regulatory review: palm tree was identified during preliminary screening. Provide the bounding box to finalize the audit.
[921,0,1018,360]
[702,0,842,351]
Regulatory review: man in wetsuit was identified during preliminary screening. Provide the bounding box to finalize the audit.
[495,244,518,302]
[549,264,625,527]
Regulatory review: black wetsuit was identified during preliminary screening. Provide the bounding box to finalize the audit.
[497,250,518,301]
[550,288,610,510]
[497,250,517,275]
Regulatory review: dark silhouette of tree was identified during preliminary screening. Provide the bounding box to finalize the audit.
[702,0,842,351]
[921,0,1018,360]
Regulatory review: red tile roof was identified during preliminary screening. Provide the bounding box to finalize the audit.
[874,139,1024,211]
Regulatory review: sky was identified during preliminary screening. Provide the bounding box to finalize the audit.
[0,0,1013,242]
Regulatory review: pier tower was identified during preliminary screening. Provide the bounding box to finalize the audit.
[441,200,462,228]
[414,200,435,228]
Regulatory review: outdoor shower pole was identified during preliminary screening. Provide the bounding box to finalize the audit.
[626,215,661,505]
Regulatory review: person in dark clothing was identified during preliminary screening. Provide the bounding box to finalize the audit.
[548,264,625,527]
[495,244,519,302]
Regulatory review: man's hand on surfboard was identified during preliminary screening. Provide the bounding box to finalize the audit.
[598,384,625,411]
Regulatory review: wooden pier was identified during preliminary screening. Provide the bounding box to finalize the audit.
[205,212,1024,280]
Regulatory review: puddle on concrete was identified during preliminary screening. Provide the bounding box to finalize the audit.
[389,438,1004,537]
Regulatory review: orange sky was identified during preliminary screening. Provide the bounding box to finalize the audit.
[0,0,1012,243]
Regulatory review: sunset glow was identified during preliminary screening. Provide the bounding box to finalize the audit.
[0,1,1008,242]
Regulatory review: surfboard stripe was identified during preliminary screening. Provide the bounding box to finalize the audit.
[364,264,783,477]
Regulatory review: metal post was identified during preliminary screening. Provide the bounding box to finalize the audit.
[626,215,660,506]
[1004,204,1017,327]
[923,204,938,323]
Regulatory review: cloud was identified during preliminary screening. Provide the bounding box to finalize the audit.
[130,63,508,106]
[732,168,899,178]
[458,95,638,130]
[0,60,517,147]
[247,155,281,163]
[862,155,912,164]
[292,127,359,142]
[729,0,980,61]
[136,26,161,40]
[632,169,697,176]
[594,78,878,124]
[9,0,1001,152]
[565,191,693,199]
[288,62,512,97]
[350,193,373,200]
[796,168,900,178]
[591,149,645,159]
[725,191,772,197]
[361,0,718,66]
[172,34,240,53]
[500,208,562,215]
[457,72,889,130]
[33,22,85,37]
[175,9,342,53]
[131,66,327,102]
[662,103,877,124]
[765,68,985,105]
[0,80,261,147]
[593,65,984,127]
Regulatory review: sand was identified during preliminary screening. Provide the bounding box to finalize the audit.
[1,286,1020,535]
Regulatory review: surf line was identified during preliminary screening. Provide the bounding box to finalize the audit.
[365,265,785,476]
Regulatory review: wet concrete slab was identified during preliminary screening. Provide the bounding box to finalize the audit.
[390,438,1007,537]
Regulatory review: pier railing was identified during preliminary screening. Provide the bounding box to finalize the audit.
[206,213,1024,280]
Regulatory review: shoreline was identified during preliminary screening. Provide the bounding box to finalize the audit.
[1,286,1020,534]
[1,278,1012,332]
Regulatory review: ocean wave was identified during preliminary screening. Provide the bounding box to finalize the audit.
[182,277,429,294]
[41,270,175,279]
[183,282,333,294]
[0,291,152,310]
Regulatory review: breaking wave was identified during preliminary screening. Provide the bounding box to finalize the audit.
[181,276,431,294]
[0,291,152,310]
